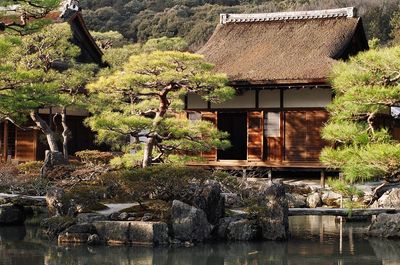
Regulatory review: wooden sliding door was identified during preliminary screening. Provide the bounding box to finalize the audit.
[15,128,37,161]
[284,110,328,161]
[247,111,263,161]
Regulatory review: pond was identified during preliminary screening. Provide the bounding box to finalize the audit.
[1,216,399,265]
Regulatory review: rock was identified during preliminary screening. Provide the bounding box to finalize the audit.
[227,219,261,241]
[46,187,70,216]
[0,204,25,225]
[77,213,107,223]
[119,212,129,221]
[257,183,289,241]
[368,213,400,238]
[42,151,67,173]
[286,193,306,208]
[306,192,322,208]
[93,221,169,246]
[321,191,342,207]
[285,184,312,195]
[374,183,400,199]
[171,200,212,242]
[377,188,400,208]
[222,193,244,208]
[87,234,101,245]
[40,216,76,238]
[192,181,225,225]
[64,223,97,234]
[58,232,91,244]
[216,216,243,239]
[4,196,46,207]
[109,212,120,221]
[141,213,154,221]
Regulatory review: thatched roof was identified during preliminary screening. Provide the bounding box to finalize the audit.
[199,7,368,85]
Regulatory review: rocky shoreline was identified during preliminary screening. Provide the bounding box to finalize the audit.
[1,179,400,246]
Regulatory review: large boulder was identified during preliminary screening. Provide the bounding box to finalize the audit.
[57,223,98,244]
[321,191,342,207]
[227,219,260,241]
[45,187,69,216]
[192,181,225,225]
[368,213,400,238]
[0,204,25,225]
[286,193,307,208]
[221,193,244,208]
[40,216,76,238]
[306,192,322,208]
[93,221,168,246]
[256,183,289,240]
[377,188,400,208]
[171,200,211,242]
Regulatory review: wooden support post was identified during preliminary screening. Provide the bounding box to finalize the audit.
[320,170,325,188]
[339,172,344,181]
[268,169,272,182]
[3,120,8,162]
[242,169,247,178]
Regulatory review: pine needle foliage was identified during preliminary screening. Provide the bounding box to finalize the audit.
[321,46,400,183]
[86,37,235,167]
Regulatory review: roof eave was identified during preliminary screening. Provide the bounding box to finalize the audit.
[229,78,329,86]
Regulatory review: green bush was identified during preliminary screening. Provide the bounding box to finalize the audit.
[16,161,43,175]
[75,150,114,166]
[121,164,210,202]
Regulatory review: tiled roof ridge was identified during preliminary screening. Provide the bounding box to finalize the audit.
[220,7,356,24]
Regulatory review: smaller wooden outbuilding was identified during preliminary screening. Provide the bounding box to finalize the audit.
[0,0,104,162]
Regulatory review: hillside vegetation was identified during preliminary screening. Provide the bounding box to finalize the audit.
[81,0,400,50]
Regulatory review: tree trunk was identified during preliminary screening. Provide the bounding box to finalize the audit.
[29,111,59,152]
[141,91,169,168]
[61,107,69,160]
[142,136,155,168]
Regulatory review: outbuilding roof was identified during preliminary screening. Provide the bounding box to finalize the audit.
[198,7,368,85]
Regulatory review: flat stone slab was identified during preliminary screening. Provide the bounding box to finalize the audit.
[96,203,138,216]
[93,221,168,246]
[289,208,400,216]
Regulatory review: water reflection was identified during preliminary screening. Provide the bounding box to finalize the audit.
[1,216,399,265]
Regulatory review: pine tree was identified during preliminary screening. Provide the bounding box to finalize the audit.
[0,23,98,162]
[321,45,400,183]
[86,38,235,168]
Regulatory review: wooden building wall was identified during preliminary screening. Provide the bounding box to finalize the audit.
[186,86,331,165]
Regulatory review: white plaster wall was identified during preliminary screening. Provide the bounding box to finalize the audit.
[211,90,256,109]
[187,93,208,109]
[284,88,332,108]
[259,89,280,108]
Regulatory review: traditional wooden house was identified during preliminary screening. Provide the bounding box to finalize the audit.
[186,7,369,173]
[0,1,103,162]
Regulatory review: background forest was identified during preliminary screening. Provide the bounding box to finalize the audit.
[81,0,400,50]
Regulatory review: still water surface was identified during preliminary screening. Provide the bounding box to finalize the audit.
[1,216,399,265]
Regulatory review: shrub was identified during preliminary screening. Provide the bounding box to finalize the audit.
[120,164,210,203]
[75,150,114,166]
[16,161,43,175]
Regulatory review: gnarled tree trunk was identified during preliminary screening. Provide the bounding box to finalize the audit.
[30,111,59,152]
[29,111,67,177]
[142,90,169,168]
[61,107,69,160]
